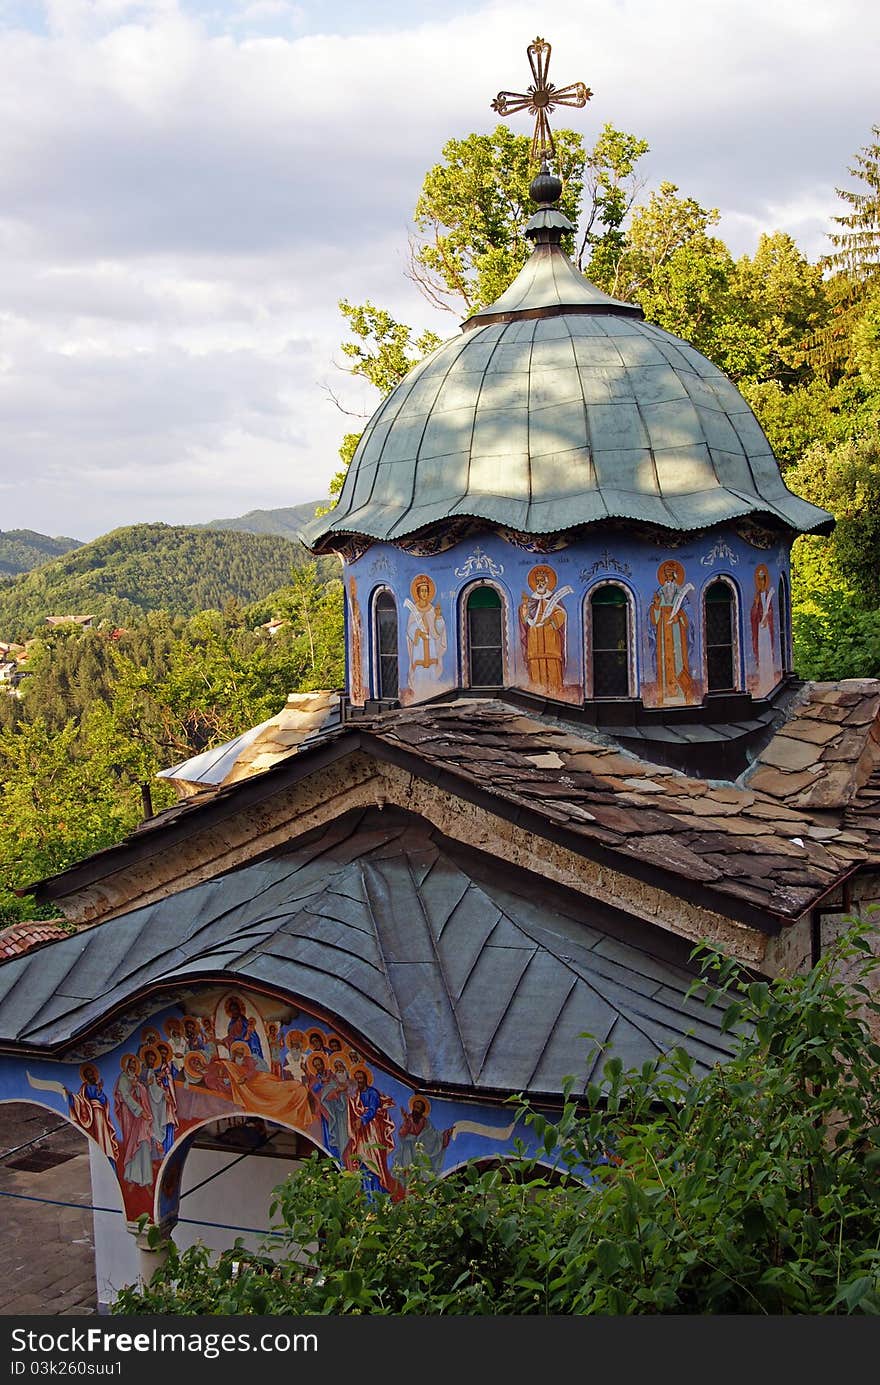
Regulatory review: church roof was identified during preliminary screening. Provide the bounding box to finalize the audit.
[0,807,739,1095]
[306,240,833,551]
[22,682,880,934]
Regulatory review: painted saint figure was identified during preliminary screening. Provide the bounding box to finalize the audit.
[342,1065,403,1200]
[65,1063,119,1166]
[404,574,447,696]
[219,996,264,1065]
[114,1054,153,1187]
[750,564,776,697]
[347,576,366,706]
[392,1095,454,1179]
[519,565,573,694]
[649,560,695,705]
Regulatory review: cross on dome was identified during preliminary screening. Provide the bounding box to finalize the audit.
[491,36,591,163]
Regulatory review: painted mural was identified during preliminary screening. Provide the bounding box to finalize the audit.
[404,573,447,701]
[343,524,793,711]
[518,564,574,697]
[749,564,778,698]
[347,576,366,706]
[1,987,532,1225]
[648,560,696,707]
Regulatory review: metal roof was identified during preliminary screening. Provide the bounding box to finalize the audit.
[0,807,739,1095]
[305,243,832,550]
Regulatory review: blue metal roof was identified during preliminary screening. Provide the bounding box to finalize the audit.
[0,808,739,1096]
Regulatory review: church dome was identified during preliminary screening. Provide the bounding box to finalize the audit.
[307,207,832,553]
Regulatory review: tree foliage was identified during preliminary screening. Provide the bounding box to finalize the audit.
[114,928,880,1315]
[0,569,343,924]
[0,524,317,640]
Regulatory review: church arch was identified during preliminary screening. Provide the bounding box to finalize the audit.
[460,581,508,688]
[702,576,742,693]
[371,586,399,700]
[584,580,637,699]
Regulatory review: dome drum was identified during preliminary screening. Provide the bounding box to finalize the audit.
[344,526,793,725]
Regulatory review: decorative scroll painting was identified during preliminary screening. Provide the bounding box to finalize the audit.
[1,988,530,1223]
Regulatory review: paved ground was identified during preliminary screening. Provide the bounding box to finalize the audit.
[0,1102,97,1316]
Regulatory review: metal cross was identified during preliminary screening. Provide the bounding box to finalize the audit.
[491,37,591,164]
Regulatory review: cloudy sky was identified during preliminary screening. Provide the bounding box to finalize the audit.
[0,0,877,540]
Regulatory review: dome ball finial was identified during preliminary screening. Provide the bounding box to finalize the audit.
[529,160,563,207]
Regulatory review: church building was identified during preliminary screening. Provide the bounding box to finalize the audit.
[1,40,879,1310]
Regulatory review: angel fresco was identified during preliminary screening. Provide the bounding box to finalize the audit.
[519,564,573,694]
[648,560,695,705]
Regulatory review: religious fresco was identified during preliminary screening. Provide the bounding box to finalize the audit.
[0,987,533,1225]
[518,564,574,696]
[342,528,792,711]
[648,560,696,707]
[404,573,448,700]
[347,576,366,706]
[749,564,778,698]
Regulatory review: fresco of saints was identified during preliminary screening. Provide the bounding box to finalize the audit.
[519,565,573,694]
[750,564,777,697]
[342,1065,403,1200]
[649,560,695,705]
[404,574,447,696]
[392,1095,454,1180]
[217,995,265,1066]
[65,1063,119,1166]
[347,577,366,706]
[114,1054,153,1187]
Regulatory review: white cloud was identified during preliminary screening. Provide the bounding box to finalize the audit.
[0,0,878,538]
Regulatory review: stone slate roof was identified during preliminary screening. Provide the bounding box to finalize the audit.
[0,809,739,1096]
[355,689,880,923]
[306,240,832,551]
[22,682,880,932]
[158,691,341,792]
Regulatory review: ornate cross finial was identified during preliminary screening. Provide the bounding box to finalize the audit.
[491,37,591,164]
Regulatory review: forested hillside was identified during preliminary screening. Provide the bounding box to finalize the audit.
[0,565,343,923]
[203,502,319,540]
[0,529,82,579]
[0,523,326,639]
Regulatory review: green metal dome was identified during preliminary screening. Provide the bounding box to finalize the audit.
[306,240,832,551]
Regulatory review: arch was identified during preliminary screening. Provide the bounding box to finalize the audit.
[702,576,742,692]
[461,581,507,688]
[371,586,399,700]
[777,571,792,674]
[584,580,636,699]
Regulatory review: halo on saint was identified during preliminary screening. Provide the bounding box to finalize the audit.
[656,559,685,585]
[411,573,436,604]
[527,564,557,592]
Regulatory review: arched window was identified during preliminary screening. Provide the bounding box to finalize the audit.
[588,584,632,698]
[704,580,737,692]
[778,574,791,674]
[466,586,504,687]
[374,590,399,699]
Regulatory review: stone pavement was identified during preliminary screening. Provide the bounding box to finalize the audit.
[0,1102,97,1316]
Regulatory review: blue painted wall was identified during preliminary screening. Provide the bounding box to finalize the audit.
[344,526,792,709]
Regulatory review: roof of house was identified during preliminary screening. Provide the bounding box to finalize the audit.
[0,807,740,1096]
